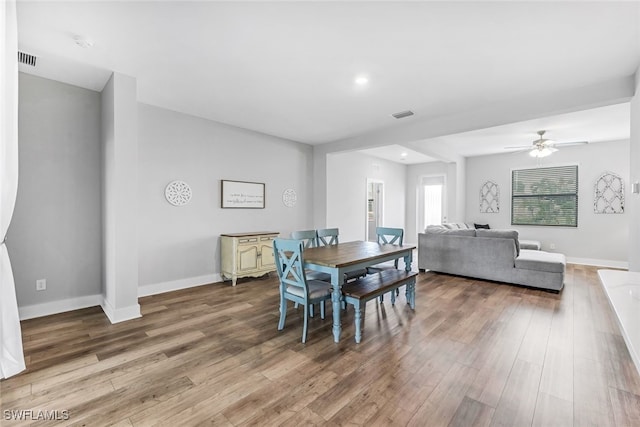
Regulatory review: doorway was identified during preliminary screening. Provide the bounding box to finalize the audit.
[366,180,384,241]
[418,175,446,232]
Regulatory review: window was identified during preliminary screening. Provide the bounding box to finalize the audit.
[511,165,578,227]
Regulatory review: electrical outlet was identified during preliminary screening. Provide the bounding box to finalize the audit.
[549,243,556,250]
[36,279,46,291]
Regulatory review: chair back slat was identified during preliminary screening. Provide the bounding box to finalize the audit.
[376,227,404,268]
[273,238,307,292]
[317,228,339,246]
[376,227,403,246]
[291,230,318,248]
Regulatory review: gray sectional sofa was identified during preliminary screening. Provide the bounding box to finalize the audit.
[418,224,565,291]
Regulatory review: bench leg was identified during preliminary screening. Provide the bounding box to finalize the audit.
[320,300,325,319]
[354,301,363,343]
[391,288,396,305]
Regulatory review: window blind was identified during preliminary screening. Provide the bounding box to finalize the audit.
[511,165,578,227]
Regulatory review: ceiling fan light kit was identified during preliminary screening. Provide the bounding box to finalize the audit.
[529,146,558,158]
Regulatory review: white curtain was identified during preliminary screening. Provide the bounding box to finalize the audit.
[1,0,25,379]
[424,185,443,227]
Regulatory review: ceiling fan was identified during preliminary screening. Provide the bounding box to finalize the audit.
[506,130,588,158]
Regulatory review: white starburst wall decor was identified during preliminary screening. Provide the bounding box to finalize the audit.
[480,181,499,213]
[165,180,192,207]
[594,172,624,214]
[282,188,297,208]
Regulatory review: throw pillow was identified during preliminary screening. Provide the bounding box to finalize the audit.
[474,223,490,229]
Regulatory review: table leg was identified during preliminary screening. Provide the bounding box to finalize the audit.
[404,251,413,272]
[405,251,413,302]
[331,270,342,342]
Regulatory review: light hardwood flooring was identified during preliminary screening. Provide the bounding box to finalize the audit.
[2,264,640,426]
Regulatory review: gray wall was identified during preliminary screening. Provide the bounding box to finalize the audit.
[465,140,630,265]
[137,103,314,287]
[9,73,102,306]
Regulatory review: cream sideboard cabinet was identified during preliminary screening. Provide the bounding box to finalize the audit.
[220,231,279,286]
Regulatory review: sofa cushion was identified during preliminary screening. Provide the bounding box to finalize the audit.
[519,239,542,250]
[476,229,520,256]
[515,249,565,273]
[426,227,476,237]
[474,223,490,229]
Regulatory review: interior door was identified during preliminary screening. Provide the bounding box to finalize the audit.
[418,175,446,232]
[366,180,383,241]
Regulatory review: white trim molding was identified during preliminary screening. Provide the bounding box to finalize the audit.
[138,273,223,297]
[19,294,103,320]
[100,298,141,324]
[566,257,628,270]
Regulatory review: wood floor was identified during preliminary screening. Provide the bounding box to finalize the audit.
[2,264,640,426]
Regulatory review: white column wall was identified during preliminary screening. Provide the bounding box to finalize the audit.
[101,72,140,323]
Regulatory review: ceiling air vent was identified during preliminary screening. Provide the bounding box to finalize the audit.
[391,110,414,119]
[18,51,37,67]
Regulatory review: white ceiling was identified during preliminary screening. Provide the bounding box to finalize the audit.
[16,1,640,159]
[360,145,438,165]
[426,102,631,158]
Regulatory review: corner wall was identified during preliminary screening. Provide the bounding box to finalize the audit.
[465,140,630,267]
[325,152,406,243]
[629,71,640,271]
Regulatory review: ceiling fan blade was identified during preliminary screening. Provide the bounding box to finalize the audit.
[504,145,533,149]
[506,147,534,154]
[549,140,588,147]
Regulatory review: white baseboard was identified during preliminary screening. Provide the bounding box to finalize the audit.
[18,274,224,321]
[100,297,141,324]
[566,257,628,269]
[19,294,103,320]
[138,273,223,297]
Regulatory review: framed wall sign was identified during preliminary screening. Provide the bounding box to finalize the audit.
[221,180,265,209]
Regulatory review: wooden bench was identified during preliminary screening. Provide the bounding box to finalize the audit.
[342,269,418,343]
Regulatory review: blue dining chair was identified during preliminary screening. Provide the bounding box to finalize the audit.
[367,227,405,302]
[316,228,339,246]
[290,230,331,315]
[316,228,367,281]
[291,229,318,249]
[273,238,332,343]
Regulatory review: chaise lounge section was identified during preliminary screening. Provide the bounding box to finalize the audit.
[418,225,565,291]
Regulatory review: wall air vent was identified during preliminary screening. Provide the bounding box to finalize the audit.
[391,110,414,119]
[18,51,37,67]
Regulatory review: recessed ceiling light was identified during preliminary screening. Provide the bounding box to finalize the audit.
[73,35,94,49]
[401,152,408,157]
[355,75,369,86]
